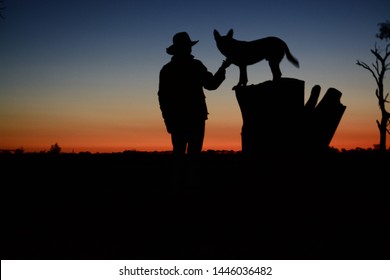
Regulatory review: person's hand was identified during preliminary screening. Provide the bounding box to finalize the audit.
[164,119,174,134]
[221,58,232,69]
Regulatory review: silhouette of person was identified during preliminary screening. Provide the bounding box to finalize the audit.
[158,31,231,185]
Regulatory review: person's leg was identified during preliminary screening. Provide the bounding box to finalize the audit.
[187,120,205,155]
[171,132,187,155]
[170,131,187,187]
[186,120,205,185]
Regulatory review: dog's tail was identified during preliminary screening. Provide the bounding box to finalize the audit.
[285,45,300,68]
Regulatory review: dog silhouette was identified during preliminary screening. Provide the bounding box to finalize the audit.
[214,29,299,87]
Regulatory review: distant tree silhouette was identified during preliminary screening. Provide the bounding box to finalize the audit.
[377,21,390,41]
[357,20,390,152]
[48,143,62,154]
[15,147,24,155]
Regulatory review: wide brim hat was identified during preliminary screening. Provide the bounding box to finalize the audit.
[166,32,199,55]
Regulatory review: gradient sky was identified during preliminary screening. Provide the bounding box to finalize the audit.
[1,0,389,152]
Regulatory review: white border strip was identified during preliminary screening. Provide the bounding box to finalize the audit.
[2,260,390,280]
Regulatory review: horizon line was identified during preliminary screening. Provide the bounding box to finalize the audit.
[1,146,388,155]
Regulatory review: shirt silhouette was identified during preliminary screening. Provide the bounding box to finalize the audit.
[158,32,230,156]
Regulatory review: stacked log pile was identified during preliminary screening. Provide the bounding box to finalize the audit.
[234,78,346,155]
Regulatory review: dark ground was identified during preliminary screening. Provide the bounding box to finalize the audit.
[1,149,389,260]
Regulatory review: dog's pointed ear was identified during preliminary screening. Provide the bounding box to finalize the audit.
[227,29,234,38]
[213,29,220,39]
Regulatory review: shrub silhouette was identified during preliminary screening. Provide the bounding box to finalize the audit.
[48,143,61,154]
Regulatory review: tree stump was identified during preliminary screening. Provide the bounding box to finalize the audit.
[235,78,304,155]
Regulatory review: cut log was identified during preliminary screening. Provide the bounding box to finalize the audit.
[304,87,346,151]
